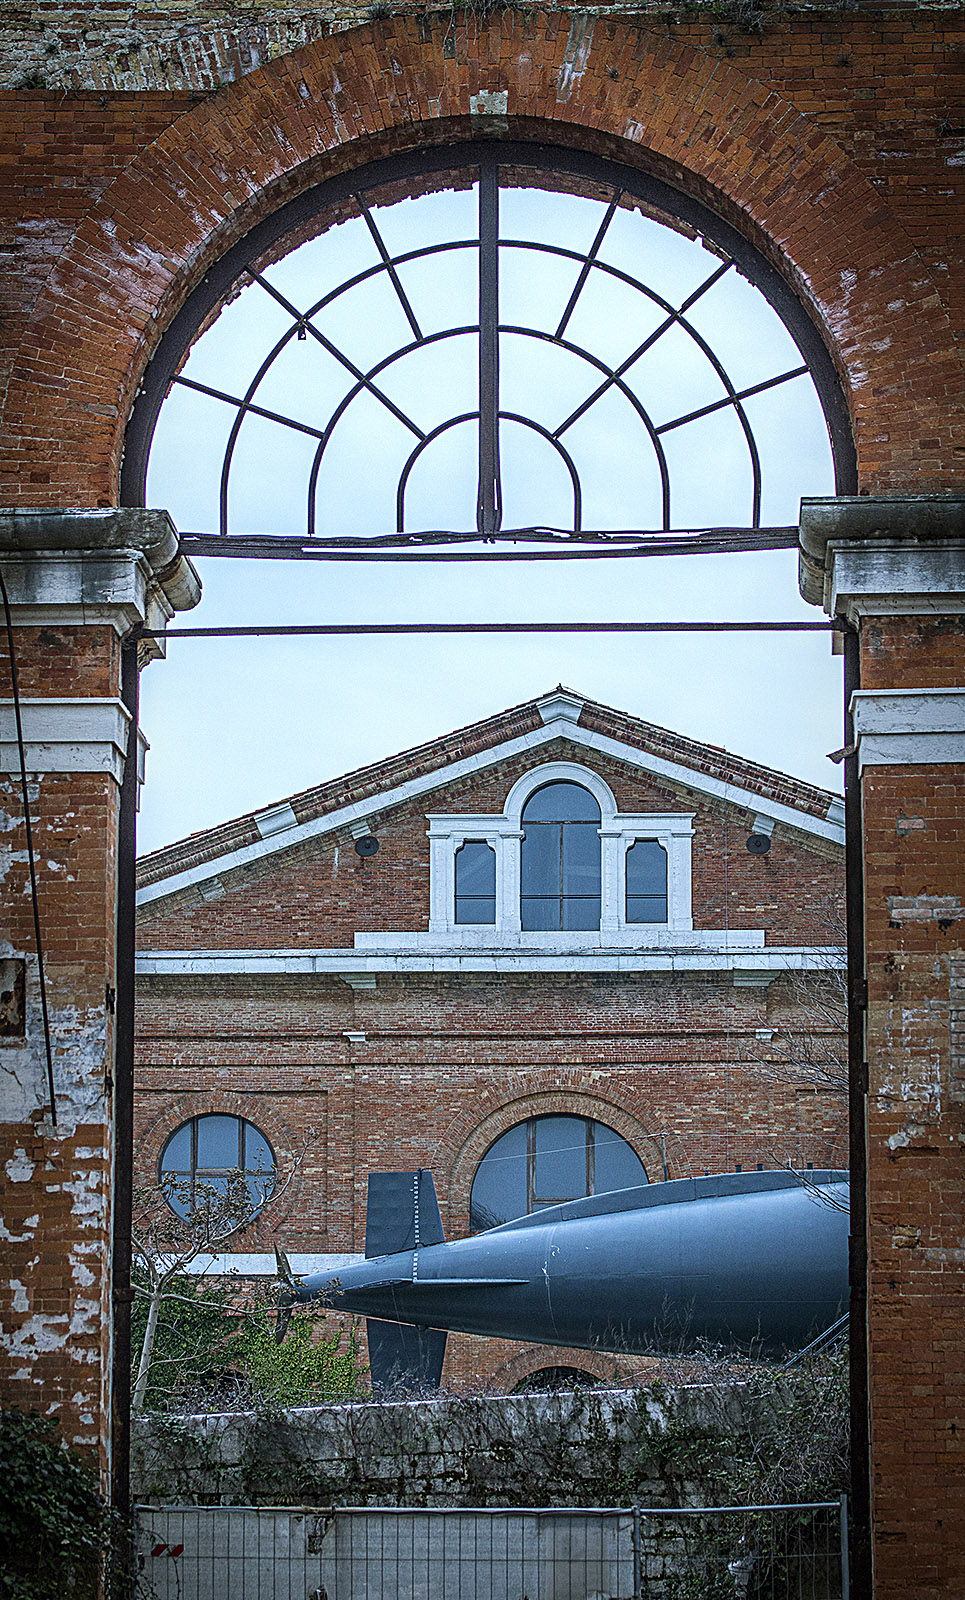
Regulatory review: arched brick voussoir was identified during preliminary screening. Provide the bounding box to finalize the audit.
[3,12,960,508]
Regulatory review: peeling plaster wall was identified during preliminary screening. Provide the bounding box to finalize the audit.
[0,756,119,1465]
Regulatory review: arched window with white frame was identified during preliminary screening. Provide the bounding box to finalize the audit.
[520,780,602,931]
[416,759,695,945]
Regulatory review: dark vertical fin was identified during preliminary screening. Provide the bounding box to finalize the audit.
[366,1318,448,1394]
[365,1169,445,1259]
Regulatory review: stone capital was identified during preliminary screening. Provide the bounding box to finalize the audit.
[798,496,965,622]
[0,509,201,654]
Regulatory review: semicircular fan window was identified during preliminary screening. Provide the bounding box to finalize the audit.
[137,147,845,545]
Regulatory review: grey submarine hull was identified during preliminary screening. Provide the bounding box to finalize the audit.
[288,1168,849,1384]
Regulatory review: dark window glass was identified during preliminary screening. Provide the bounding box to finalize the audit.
[196,1114,240,1168]
[162,1123,191,1172]
[470,1115,646,1231]
[522,782,601,823]
[455,840,496,924]
[626,839,668,923]
[532,1115,587,1205]
[159,1114,276,1221]
[594,1125,651,1193]
[521,783,601,930]
[469,1121,527,1232]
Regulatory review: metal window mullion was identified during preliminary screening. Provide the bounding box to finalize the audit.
[554,189,622,341]
[356,193,423,341]
[654,364,810,437]
[250,269,425,443]
[477,159,501,537]
[526,1119,536,1214]
[552,261,731,439]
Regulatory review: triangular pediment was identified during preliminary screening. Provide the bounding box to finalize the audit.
[137,687,843,907]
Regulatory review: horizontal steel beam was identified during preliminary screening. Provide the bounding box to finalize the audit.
[145,618,842,639]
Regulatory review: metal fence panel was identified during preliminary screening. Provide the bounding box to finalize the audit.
[636,1505,845,1600]
[136,1501,846,1600]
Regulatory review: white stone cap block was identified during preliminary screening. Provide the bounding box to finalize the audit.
[254,801,298,838]
[0,696,147,784]
[851,688,965,770]
[537,689,584,725]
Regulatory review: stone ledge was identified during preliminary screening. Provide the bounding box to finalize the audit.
[0,508,201,642]
[798,496,965,612]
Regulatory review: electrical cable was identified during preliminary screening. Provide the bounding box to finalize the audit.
[0,568,57,1126]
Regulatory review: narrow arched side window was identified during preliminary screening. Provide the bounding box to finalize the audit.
[626,839,668,923]
[455,840,496,924]
[520,781,601,931]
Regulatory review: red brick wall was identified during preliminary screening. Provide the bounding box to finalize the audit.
[0,11,962,510]
[859,703,965,1593]
[0,624,122,1468]
[134,733,848,1389]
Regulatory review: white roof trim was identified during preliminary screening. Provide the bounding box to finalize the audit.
[137,717,843,907]
[136,946,845,977]
[176,1252,363,1277]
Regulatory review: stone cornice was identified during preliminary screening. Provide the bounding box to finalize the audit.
[799,496,965,618]
[0,509,201,650]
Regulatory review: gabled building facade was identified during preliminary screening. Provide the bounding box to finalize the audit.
[135,688,847,1389]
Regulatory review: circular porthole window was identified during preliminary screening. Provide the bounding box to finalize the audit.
[159,1114,276,1222]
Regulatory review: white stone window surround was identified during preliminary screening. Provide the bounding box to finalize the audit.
[370,761,698,952]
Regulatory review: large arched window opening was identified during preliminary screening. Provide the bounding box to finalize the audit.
[470,1113,647,1233]
[124,143,853,546]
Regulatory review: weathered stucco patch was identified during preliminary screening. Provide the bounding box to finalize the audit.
[0,972,107,1127]
[5,1147,35,1182]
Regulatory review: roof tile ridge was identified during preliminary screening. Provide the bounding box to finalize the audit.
[136,691,554,884]
[576,695,839,816]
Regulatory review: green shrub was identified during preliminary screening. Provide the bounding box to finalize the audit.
[238,1306,368,1407]
[131,1268,368,1412]
[130,1268,246,1412]
[0,1410,114,1600]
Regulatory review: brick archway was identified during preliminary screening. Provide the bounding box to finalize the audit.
[3,12,961,509]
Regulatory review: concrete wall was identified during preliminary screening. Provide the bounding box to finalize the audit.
[132,1386,748,1507]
